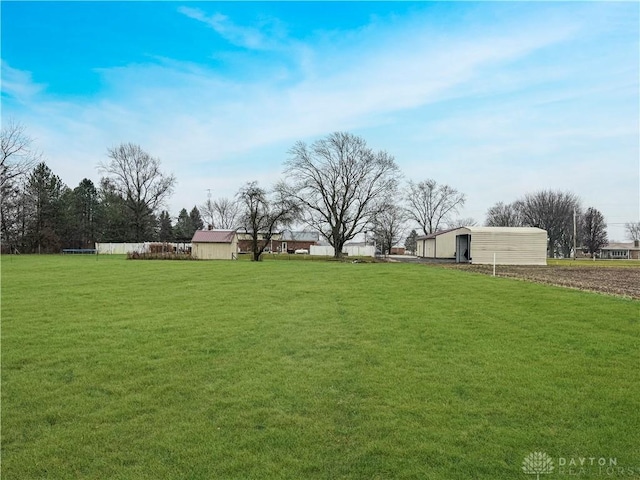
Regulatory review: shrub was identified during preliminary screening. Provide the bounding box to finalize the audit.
[127,252,194,260]
[148,243,176,254]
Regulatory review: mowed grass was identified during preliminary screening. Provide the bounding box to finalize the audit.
[1,255,638,479]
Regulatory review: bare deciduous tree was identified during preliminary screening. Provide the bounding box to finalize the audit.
[214,197,240,229]
[447,217,477,229]
[281,132,399,258]
[1,120,41,195]
[0,178,25,253]
[625,222,640,242]
[238,181,299,261]
[405,179,466,235]
[99,143,176,242]
[485,201,523,227]
[581,207,607,256]
[371,204,406,255]
[200,197,215,228]
[516,190,581,258]
[201,197,240,230]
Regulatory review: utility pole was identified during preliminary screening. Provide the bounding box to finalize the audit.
[573,208,577,260]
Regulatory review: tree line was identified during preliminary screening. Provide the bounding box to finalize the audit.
[0,162,207,254]
[486,194,611,258]
[2,122,637,258]
[0,124,199,253]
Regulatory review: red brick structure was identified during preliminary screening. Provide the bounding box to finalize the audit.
[237,230,319,254]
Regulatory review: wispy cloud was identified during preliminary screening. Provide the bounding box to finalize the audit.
[0,14,606,164]
[0,60,46,102]
[2,3,637,237]
[178,6,277,50]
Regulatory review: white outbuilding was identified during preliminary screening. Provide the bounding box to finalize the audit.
[191,230,238,260]
[416,227,548,265]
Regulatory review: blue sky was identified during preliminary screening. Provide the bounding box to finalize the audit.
[2,1,638,240]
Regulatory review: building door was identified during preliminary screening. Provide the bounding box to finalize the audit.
[282,242,287,253]
[456,235,471,263]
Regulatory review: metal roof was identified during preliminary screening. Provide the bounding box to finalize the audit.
[281,230,320,242]
[416,226,547,240]
[601,242,640,251]
[459,226,547,234]
[191,230,236,243]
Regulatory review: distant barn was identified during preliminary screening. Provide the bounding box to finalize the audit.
[416,227,547,265]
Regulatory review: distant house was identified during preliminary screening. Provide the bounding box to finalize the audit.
[416,226,548,265]
[390,246,405,255]
[278,230,319,253]
[236,231,278,254]
[191,230,238,260]
[237,230,319,254]
[599,241,640,260]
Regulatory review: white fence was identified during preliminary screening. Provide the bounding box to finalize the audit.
[95,243,148,254]
[310,245,335,256]
[310,244,376,257]
[344,245,376,257]
[95,242,192,254]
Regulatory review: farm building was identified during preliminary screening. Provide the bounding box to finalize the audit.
[416,227,548,265]
[415,227,459,259]
[191,230,238,260]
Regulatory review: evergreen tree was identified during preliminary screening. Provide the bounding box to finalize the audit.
[404,229,418,255]
[24,162,67,253]
[158,210,174,242]
[190,206,204,232]
[70,179,99,248]
[97,178,130,242]
[174,208,193,241]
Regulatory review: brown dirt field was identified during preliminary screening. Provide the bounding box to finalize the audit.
[441,264,640,299]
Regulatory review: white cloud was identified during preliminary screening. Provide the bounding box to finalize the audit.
[1,60,46,101]
[178,6,275,50]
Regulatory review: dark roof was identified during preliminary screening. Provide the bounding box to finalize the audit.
[281,230,319,242]
[192,230,236,243]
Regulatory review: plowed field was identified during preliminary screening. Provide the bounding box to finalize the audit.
[444,264,640,299]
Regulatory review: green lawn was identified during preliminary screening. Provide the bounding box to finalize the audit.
[2,255,639,479]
